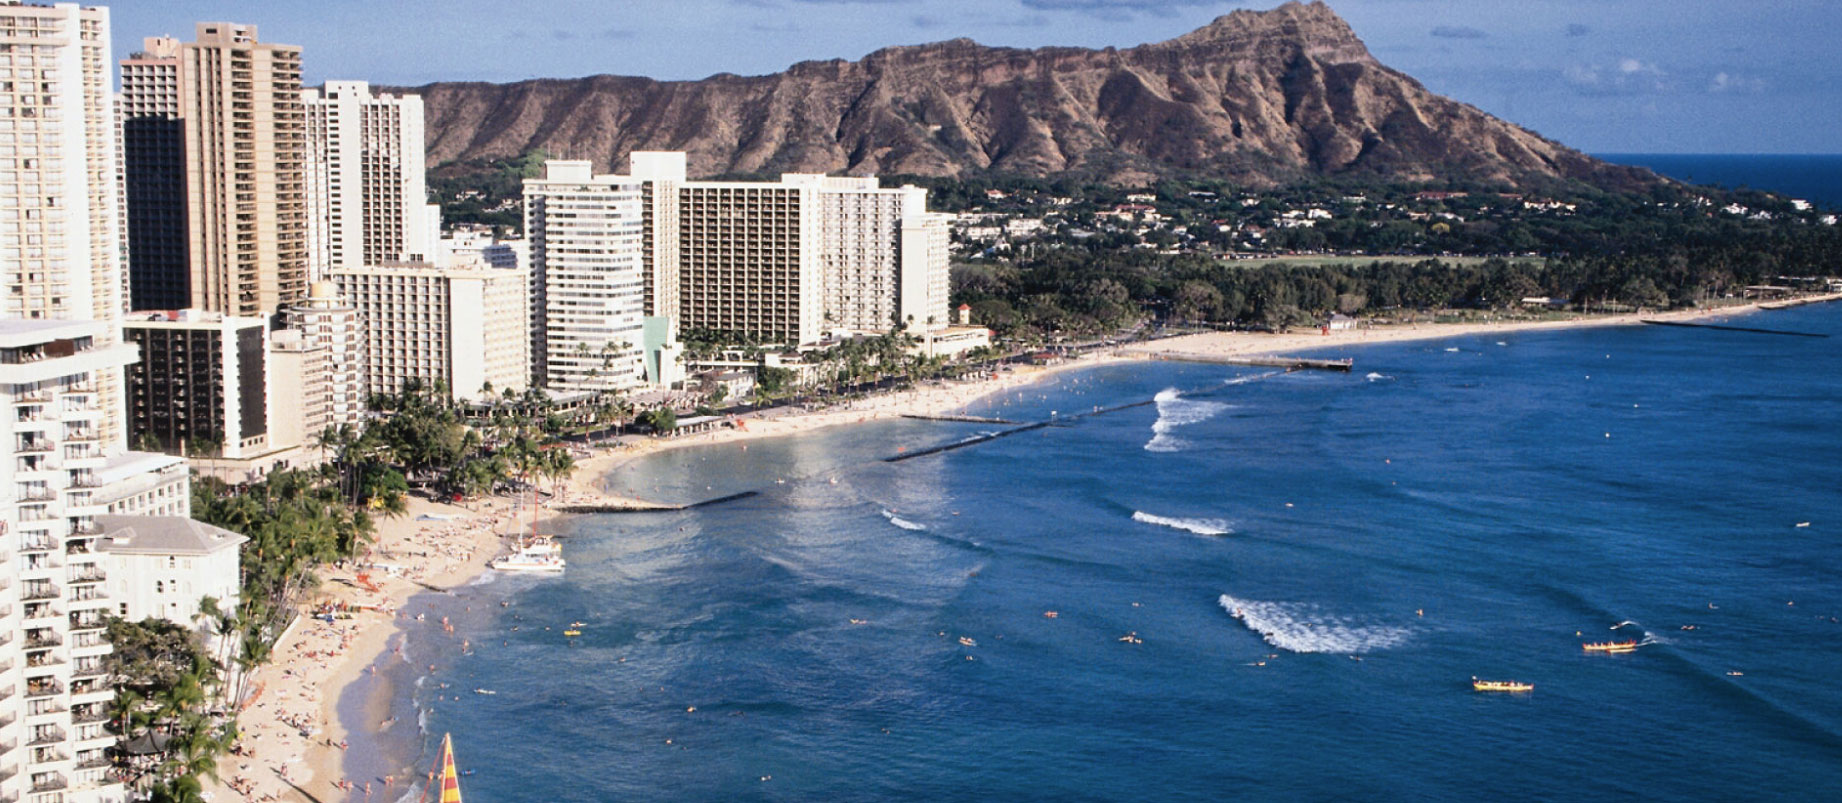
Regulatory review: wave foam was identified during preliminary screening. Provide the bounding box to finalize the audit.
[1133,511,1232,536]
[882,510,926,531]
[1365,372,1393,382]
[1218,594,1413,654]
[1146,388,1228,452]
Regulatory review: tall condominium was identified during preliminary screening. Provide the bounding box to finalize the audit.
[628,151,683,335]
[603,153,951,348]
[523,161,647,392]
[119,36,186,311]
[783,174,952,333]
[0,0,133,450]
[332,262,530,401]
[120,22,306,318]
[677,179,822,345]
[284,281,363,428]
[304,81,439,279]
[2,319,180,803]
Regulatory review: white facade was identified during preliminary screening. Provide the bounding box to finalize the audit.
[334,262,530,401]
[524,162,648,392]
[785,174,952,334]
[285,281,364,428]
[98,515,244,628]
[305,81,439,281]
[0,319,157,803]
[1,2,129,453]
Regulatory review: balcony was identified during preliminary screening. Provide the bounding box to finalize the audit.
[22,633,60,650]
[20,587,56,602]
[13,440,50,454]
[29,773,66,792]
[22,683,60,700]
[67,569,103,585]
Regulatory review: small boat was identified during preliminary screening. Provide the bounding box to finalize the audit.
[1582,639,1639,653]
[490,547,565,574]
[1472,678,1534,692]
[563,629,582,637]
[957,636,976,647]
[569,621,587,628]
[490,484,566,574]
[425,732,465,802]
[474,688,495,695]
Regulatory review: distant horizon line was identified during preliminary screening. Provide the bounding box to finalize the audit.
[1593,152,1842,158]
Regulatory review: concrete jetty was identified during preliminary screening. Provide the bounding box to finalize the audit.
[1136,351,1354,371]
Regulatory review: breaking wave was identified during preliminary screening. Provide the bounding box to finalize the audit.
[1365,372,1393,382]
[882,510,927,531]
[1133,511,1232,536]
[1218,594,1414,654]
[1145,388,1228,452]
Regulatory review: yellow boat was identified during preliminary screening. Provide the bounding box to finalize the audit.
[1472,678,1534,692]
[1582,639,1638,653]
[563,629,582,637]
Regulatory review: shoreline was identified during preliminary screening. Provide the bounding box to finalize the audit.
[565,293,1840,505]
[219,292,1837,802]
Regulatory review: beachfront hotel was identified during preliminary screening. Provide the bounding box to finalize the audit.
[525,153,957,385]
[523,161,649,392]
[283,281,365,431]
[784,173,953,334]
[0,318,192,803]
[304,81,441,280]
[333,261,531,401]
[119,22,307,319]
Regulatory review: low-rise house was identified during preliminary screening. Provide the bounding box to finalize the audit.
[98,515,246,626]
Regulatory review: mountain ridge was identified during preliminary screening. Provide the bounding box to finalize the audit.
[394,1,1653,190]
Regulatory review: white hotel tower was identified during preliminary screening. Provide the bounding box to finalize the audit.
[304,81,441,280]
[0,4,206,801]
[523,161,648,393]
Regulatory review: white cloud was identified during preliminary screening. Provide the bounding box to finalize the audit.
[1708,71,1766,93]
[1563,57,1669,95]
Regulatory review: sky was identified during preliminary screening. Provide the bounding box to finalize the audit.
[107,0,1842,154]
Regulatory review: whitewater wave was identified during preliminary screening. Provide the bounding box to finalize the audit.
[1145,388,1228,452]
[1223,371,1282,386]
[882,510,927,531]
[1365,372,1393,382]
[1133,511,1232,536]
[1218,594,1414,654]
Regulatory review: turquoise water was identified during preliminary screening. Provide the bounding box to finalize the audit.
[364,305,1842,801]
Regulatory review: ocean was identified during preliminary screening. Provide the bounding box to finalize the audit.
[1597,153,1842,208]
[352,303,1842,801]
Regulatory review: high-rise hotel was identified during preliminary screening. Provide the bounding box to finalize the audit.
[120,22,306,318]
[0,4,228,801]
[523,161,648,393]
[526,153,955,378]
[303,81,440,280]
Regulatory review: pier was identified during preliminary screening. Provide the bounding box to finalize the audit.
[1135,351,1354,371]
[554,490,759,514]
[900,413,1022,425]
[1640,320,1828,338]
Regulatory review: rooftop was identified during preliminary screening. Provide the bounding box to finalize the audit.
[97,515,247,557]
[0,319,101,349]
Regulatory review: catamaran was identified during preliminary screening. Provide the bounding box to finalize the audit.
[491,483,565,574]
[418,732,465,803]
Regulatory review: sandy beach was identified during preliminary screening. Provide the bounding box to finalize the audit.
[210,292,1838,802]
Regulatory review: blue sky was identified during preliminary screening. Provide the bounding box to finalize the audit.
[108,1,1840,154]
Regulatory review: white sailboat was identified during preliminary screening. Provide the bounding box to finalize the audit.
[491,482,565,574]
